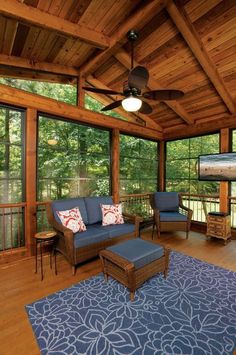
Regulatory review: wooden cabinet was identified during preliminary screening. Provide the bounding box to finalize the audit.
[206,214,231,244]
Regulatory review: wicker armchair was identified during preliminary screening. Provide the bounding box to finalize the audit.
[150,192,193,239]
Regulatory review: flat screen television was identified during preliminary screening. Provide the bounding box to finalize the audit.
[198,152,236,181]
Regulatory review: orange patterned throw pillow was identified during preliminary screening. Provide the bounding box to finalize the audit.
[56,207,87,233]
[101,204,124,226]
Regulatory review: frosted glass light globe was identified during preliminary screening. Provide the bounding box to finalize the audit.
[121,96,142,112]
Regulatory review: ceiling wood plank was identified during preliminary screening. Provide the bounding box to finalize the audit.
[80,0,167,76]
[166,0,236,114]
[164,113,236,140]
[87,75,163,132]
[0,0,109,49]
[115,49,194,125]
[0,82,162,140]
[0,53,79,76]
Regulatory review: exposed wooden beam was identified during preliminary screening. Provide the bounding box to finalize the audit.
[220,128,230,213]
[0,53,80,77]
[87,75,163,131]
[164,114,236,140]
[0,66,75,84]
[0,83,162,140]
[115,49,194,125]
[0,0,109,49]
[80,0,167,76]
[166,0,236,114]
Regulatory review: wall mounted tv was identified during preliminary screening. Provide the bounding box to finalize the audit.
[198,152,236,181]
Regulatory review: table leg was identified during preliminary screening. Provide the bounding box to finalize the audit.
[35,240,38,273]
[40,241,43,281]
[54,244,57,275]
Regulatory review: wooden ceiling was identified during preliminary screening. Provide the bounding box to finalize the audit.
[0,0,235,140]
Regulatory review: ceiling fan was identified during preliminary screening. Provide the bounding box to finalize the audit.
[83,30,184,114]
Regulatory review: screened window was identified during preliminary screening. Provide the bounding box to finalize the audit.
[0,78,77,105]
[85,94,125,120]
[166,134,220,194]
[0,106,24,203]
[0,106,25,250]
[37,115,111,200]
[232,130,236,196]
[120,135,158,194]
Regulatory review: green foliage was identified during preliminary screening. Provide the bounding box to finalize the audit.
[37,115,111,200]
[166,134,220,194]
[120,135,158,195]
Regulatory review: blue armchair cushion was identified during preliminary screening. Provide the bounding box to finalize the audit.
[52,197,88,225]
[107,239,164,269]
[84,196,113,224]
[154,192,179,212]
[74,225,109,248]
[160,212,188,222]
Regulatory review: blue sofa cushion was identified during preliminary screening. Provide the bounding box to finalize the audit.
[74,225,109,248]
[154,192,179,212]
[52,198,88,225]
[107,239,164,269]
[103,223,135,238]
[84,196,113,224]
[160,212,188,222]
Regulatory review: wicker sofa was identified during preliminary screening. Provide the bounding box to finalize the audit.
[46,196,141,274]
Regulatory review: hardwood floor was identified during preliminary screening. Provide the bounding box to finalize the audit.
[1,229,236,355]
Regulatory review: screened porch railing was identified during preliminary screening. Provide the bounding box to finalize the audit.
[0,194,234,254]
[0,202,26,252]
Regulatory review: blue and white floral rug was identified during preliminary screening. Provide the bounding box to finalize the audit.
[26,252,236,355]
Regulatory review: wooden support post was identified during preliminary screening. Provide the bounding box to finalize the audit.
[25,108,37,256]
[112,129,120,203]
[220,128,230,213]
[77,75,85,107]
[159,141,165,192]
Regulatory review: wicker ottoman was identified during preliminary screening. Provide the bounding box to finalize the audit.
[99,239,170,301]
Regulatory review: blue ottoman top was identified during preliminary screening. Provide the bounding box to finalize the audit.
[107,239,164,269]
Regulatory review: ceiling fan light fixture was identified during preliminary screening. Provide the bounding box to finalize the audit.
[121,96,142,112]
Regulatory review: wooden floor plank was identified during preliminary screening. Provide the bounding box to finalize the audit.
[1,229,236,355]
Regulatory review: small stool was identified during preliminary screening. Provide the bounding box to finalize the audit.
[34,231,57,281]
[99,239,170,301]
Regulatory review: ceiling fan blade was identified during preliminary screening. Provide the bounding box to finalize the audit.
[83,86,123,96]
[101,100,123,111]
[143,89,184,101]
[139,101,152,114]
[128,66,149,90]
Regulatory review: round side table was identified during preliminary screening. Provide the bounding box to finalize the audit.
[34,231,57,281]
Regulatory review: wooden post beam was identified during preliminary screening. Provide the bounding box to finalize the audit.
[115,49,194,125]
[112,129,120,204]
[86,75,163,131]
[25,108,37,256]
[166,0,236,114]
[0,82,162,140]
[0,53,80,77]
[80,0,166,76]
[220,128,230,213]
[0,0,109,49]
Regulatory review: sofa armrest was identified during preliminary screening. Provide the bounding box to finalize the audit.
[123,213,143,237]
[46,203,75,263]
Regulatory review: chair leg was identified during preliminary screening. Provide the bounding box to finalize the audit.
[151,223,155,239]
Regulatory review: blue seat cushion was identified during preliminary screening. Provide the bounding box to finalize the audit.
[84,196,113,224]
[102,223,135,238]
[160,212,188,222]
[154,192,179,212]
[52,198,88,225]
[74,225,109,248]
[107,239,164,269]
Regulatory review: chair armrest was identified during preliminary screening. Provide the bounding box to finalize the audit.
[179,204,193,220]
